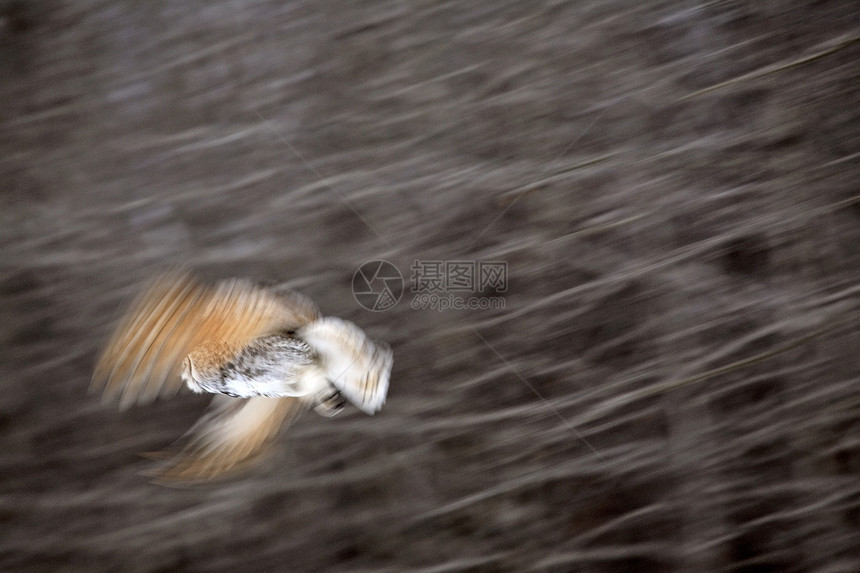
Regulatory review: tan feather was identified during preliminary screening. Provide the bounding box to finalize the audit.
[147,395,305,483]
[91,270,321,410]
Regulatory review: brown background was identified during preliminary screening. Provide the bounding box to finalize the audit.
[1,1,859,571]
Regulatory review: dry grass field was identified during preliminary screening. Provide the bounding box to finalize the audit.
[1,1,859,571]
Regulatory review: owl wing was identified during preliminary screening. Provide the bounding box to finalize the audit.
[91,270,321,410]
[146,395,305,483]
[297,317,393,414]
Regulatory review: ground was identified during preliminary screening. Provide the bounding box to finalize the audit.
[1,1,859,571]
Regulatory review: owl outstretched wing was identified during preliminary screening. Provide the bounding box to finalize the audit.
[146,395,305,483]
[298,317,393,414]
[91,270,321,410]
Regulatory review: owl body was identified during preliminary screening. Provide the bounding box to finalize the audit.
[183,334,327,400]
[92,271,392,482]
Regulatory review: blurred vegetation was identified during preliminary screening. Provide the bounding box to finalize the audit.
[1,1,858,571]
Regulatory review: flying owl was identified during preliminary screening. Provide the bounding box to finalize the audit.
[91,270,392,482]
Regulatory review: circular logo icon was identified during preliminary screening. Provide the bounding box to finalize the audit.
[352,260,403,311]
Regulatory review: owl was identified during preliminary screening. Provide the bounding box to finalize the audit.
[91,270,392,482]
